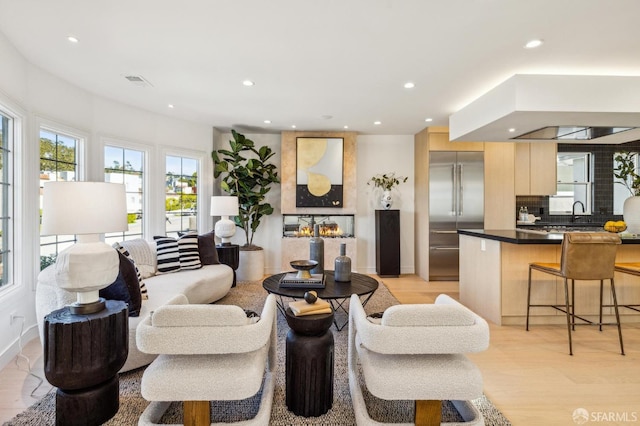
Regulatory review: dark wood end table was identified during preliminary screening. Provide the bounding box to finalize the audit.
[216,243,239,287]
[285,308,334,416]
[44,300,128,426]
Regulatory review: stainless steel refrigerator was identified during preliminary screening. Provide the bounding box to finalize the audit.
[429,151,484,280]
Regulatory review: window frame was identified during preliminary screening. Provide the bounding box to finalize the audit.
[38,120,87,269]
[0,107,14,290]
[102,137,151,243]
[549,152,593,215]
[0,98,27,295]
[163,148,203,237]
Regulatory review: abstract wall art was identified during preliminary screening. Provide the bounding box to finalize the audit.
[296,137,344,207]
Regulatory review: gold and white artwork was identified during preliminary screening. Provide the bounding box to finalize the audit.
[296,137,343,207]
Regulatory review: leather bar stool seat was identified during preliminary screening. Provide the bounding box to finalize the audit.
[526,232,623,355]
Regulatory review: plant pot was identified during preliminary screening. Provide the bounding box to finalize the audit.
[236,248,265,282]
[381,190,393,210]
[623,196,640,234]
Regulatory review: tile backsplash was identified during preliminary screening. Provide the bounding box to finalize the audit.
[516,140,640,226]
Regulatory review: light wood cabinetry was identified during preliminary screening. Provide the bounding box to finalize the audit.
[514,142,557,195]
[460,235,640,325]
[484,143,516,229]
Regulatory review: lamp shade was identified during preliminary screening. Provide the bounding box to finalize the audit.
[210,196,239,217]
[41,182,128,235]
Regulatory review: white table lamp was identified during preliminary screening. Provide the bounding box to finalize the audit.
[210,196,239,245]
[41,182,128,314]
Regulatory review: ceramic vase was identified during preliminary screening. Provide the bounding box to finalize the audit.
[623,196,640,234]
[381,190,393,210]
[309,224,324,274]
[334,243,351,282]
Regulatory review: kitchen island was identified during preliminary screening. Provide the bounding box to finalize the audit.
[458,229,640,325]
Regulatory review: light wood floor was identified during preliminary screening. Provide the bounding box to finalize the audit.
[1,274,639,425]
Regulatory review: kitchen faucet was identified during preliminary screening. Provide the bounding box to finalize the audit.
[571,201,585,222]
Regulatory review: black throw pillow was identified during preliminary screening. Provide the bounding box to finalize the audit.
[197,231,220,265]
[100,251,142,317]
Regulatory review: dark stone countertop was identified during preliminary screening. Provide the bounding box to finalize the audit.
[458,229,640,245]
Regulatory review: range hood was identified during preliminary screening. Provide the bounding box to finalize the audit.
[513,125,635,140]
[449,75,640,144]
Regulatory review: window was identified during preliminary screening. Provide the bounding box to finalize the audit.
[165,155,198,236]
[0,110,13,288]
[104,145,145,244]
[614,152,639,215]
[39,128,80,269]
[549,152,592,215]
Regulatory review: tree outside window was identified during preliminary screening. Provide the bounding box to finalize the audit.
[104,145,145,244]
[39,129,79,270]
[165,155,198,236]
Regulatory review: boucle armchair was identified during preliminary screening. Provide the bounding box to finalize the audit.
[136,294,277,426]
[348,294,490,426]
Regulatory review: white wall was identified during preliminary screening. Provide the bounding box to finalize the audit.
[0,30,214,370]
[356,135,415,274]
[214,133,416,276]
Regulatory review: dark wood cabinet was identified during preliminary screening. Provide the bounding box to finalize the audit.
[375,210,400,277]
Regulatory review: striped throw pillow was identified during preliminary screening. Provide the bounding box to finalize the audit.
[113,242,149,300]
[154,236,181,274]
[178,232,202,270]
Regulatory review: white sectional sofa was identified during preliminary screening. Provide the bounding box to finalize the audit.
[35,238,234,372]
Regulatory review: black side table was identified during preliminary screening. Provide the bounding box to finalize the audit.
[216,243,239,287]
[285,307,334,417]
[44,300,128,426]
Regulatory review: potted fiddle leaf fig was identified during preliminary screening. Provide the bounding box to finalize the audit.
[212,130,280,280]
[614,151,640,233]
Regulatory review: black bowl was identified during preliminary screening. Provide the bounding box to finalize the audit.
[290,260,318,271]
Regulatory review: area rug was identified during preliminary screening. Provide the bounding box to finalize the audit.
[5,279,510,425]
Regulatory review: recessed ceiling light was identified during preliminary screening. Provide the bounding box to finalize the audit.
[425,118,433,122]
[264,120,271,124]
[374,121,382,125]
[524,39,543,49]
[508,128,516,132]
[168,104,174,109]
[67,36,79,43]
[243,80,255,86]
[344,125,349,129]
[404,82,415,89]
[291,125,296,129]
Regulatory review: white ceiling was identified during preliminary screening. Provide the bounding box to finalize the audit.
[1,0,640,136]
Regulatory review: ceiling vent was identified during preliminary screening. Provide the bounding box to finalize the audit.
[124,75,153,87]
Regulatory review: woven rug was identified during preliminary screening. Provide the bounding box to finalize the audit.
[5,279,510,425]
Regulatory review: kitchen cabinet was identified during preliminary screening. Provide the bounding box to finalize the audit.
[514,142,557,195]
[484,143,516,229]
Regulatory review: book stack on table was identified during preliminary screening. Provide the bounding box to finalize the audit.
[279,273,326,289]
[289,298,332,316]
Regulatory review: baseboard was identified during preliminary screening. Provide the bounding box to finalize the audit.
[0,324,39,372]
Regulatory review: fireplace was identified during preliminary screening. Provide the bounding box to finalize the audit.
[283,214,355,238]
[281,214,356,272]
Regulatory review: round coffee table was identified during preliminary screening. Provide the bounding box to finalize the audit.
[262,271,379,331]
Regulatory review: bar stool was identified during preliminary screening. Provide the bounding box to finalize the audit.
[526,232,623,355]
[614,262,640,313]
